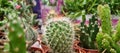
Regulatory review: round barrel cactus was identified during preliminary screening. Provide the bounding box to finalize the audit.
[42,17,74,53]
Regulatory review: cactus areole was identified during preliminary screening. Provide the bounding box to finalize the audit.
[42,17,75,53]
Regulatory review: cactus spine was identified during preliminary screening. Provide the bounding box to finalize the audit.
[96,4,120,53]
[80,10,99,49]
[42,17,74,53]
[7,11,26,53]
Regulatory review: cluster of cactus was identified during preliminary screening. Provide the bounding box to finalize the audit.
[4,10,26,53]
[96,4,120,53]
[79,11,99,49]
[42,18,74,53]
[0,0,39,53]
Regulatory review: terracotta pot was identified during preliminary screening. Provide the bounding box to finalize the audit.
[31,40,86,53]
[73,40,86,53]
[30,39,98,53]
[30,40,49,53]
[84,49,99,53]
[73,40,99,53]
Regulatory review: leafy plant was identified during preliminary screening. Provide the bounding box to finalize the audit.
[62,0,120,19]
[18,1,37,26]
[99,0,120,15]
[63,0,97,19]
[0,0,12,20]
[0,0,38,53]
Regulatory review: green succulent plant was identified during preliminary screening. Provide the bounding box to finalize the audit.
[0,0,37,53]
[79,10,99,49]
[63,0,98,19]
[0,0,12,21]
[97,4,112,35]
[42,18,74,53]
[6,10,26,53]
[96,4,120,53]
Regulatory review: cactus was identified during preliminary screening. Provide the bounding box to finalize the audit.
[112,20,120,42]
[0,0,37,53]
[96,32,113,53]
[96,4,120,53]
[25,24,38,50]
[79,10,99,49]
[97,4,112,35]
[6,11,26,53]
[42,18,74,53]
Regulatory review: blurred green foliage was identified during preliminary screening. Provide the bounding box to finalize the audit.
[63,0,120,19]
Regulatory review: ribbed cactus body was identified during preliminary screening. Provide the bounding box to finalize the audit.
[97,4,112,35]
[7,12,26,53]
[43,18,74,53]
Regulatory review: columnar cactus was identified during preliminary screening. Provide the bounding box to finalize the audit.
[97,4,112,35]
[96,4,120,53]
[42,17,74,53]
[79,11,99,49]
[7,11,26,53]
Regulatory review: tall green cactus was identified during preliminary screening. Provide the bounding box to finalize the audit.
[97,4,112,35]
[7,11,26,53]
[96,4,120,53]
[42,18,74,53]
[79,11,99,49]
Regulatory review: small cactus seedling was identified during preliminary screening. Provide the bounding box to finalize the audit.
[79,10,99,49]
[42,17,74,53]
